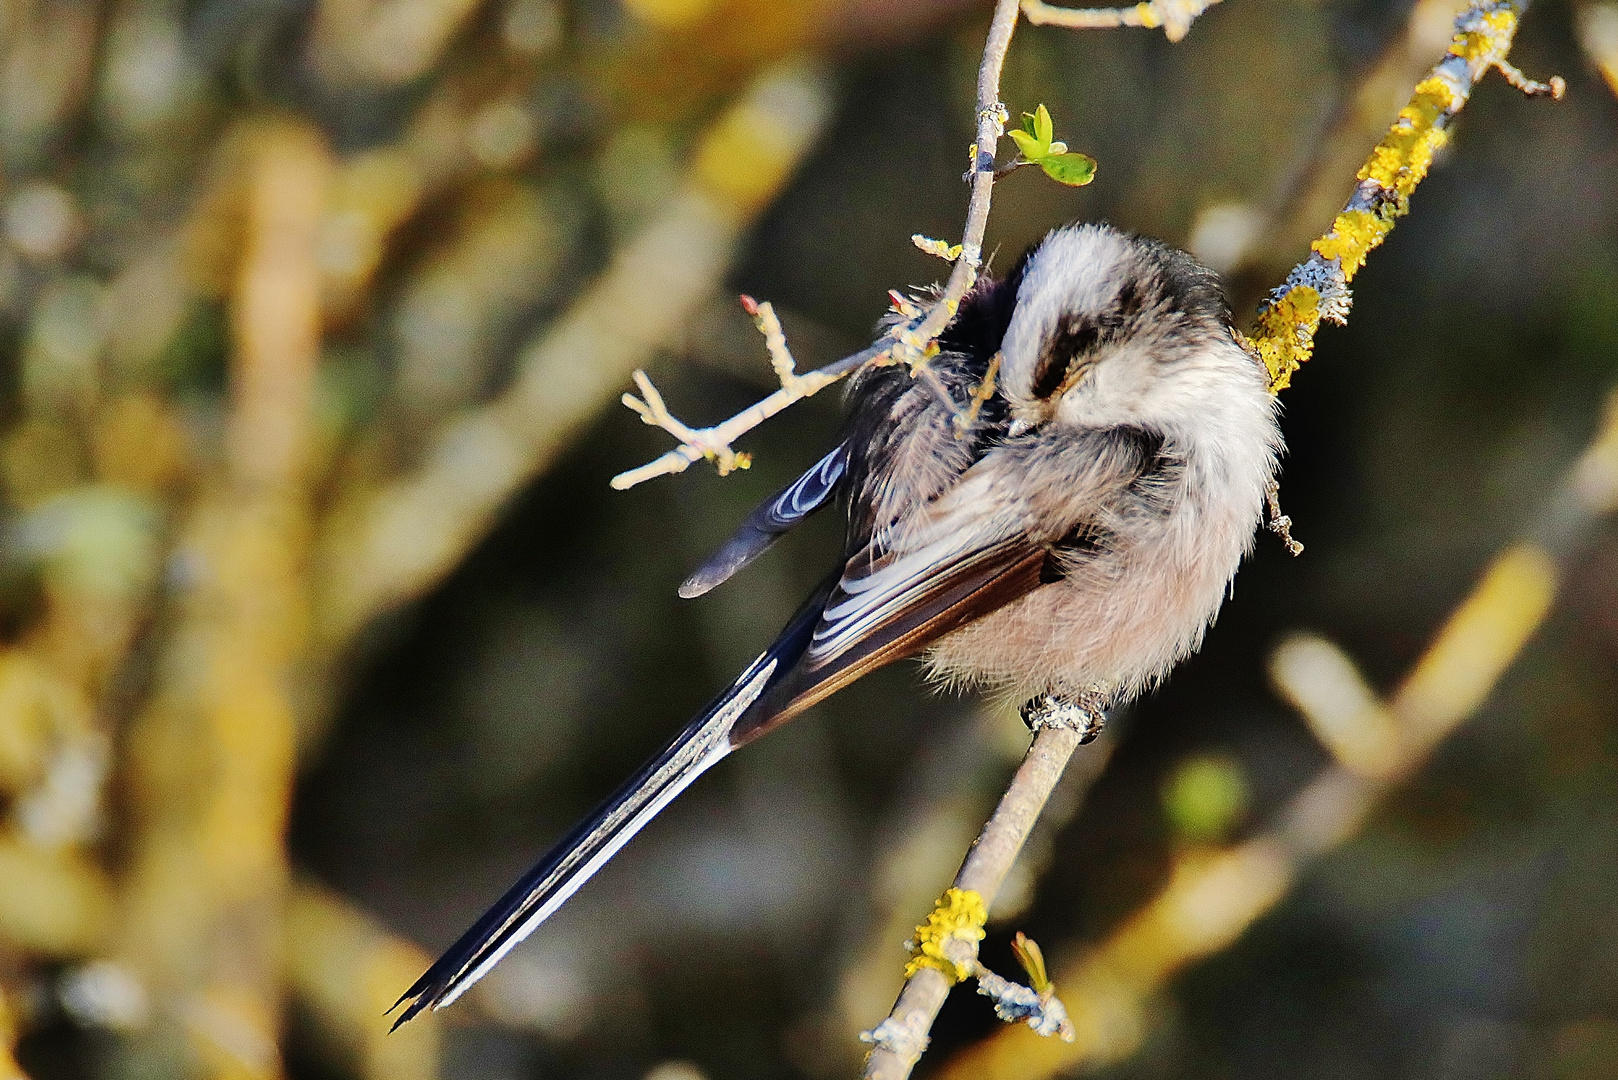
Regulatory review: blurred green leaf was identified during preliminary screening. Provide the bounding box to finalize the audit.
[1162,753,1250,844]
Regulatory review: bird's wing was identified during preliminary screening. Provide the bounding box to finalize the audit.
[733,466,1048,743]
[734,426,1171,744]
[679,442,849,598]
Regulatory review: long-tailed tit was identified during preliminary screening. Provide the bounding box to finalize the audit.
[391,223,1283,1025]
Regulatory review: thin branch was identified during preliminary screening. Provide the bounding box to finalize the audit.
[877,1,1560,1075]
[608,0,1223,488]
[1021,0,1224,41]
[608,338,890,490]
[1492,57,1565,96]
[611,0,1024,490]
[1264,480,1305,556]
[955,353,1003,435]
[1227,0,1477,307]
[892,0,1022,372]
[860,722,1087,1080]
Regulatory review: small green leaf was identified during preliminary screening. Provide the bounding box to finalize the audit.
[1033,103,1054,147]
[1038,152,1097,187]
[1011,932,1051,993]
[1008,128,1045,160]
[1020,110,1039,137]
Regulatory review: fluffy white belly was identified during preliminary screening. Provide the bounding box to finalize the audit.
[924,487,1258,704]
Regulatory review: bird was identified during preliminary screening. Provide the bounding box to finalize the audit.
[390,222,1283,1026]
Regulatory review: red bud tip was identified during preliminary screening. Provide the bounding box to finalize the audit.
[739,294,759,316]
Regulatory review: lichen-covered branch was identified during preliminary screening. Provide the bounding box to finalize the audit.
[1245,0,1560,391]
[861,723,1087,1080]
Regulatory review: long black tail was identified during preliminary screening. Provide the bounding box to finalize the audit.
[390,577,835,1027]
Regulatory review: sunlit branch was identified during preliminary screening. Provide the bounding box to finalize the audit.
[1021,0,1224,41]
[862,715,1091,1080]
[609,0,1027,490]
[1579,3,1618,96]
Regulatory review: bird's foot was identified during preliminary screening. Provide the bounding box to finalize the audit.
[1019,690,1106,744]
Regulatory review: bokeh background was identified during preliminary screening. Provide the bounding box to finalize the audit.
[0,0,1616,1077]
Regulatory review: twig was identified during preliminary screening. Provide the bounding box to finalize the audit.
[971,933,1076,1040]
[611,0,1024,490]
[621,370,754,478]
[1492,57,1565,96]
[895,0,1023,374]
[1021,0,1224,41]
[1264,480,1304,556]
[608,338,890,490]
[609,0,1223,487]
[861,704,1096,1080]
[741,296,803,391]
[955,353,1003,436]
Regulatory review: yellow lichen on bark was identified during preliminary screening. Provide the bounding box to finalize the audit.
[1454,8,1517,60]
[1244,286,1321,392]
[904,888,988,984]
[1247,0,1533,394]
[1355,78,1453,198]
[1311,208,1390,279]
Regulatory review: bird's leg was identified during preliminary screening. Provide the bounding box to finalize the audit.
[1019,689,1106,744]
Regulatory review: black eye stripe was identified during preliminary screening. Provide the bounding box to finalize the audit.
[1032,316,1099,399]
[1116,279,1144,317]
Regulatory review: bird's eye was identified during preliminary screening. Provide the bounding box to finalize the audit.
[1032,315,1100,399]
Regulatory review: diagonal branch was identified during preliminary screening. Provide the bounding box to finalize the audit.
[1244,0,1562,392]
[855,0,1560,1075]
[861,721,1089,1080]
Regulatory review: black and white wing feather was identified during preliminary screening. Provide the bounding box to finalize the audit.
[679,443,849,598]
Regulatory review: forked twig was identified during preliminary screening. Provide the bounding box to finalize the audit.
[612,0,1032,490]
